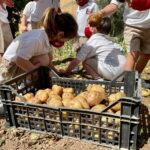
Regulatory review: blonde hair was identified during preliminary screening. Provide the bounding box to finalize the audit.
[41,7,78,39]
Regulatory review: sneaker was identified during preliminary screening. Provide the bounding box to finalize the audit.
[96,78,104,81]
[141,79,150,89]
[18,80,31,89]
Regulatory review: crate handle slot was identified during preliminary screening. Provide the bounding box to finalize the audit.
[100,97,140,113]
[0,84,26,102]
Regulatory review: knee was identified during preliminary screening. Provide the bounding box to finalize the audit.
[32,54,50,66]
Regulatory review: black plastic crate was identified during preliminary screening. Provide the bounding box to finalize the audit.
[0,67,141,149]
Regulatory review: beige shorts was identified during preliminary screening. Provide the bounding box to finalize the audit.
[0,59,24,83]
[124,25,150,54]
[0,23,13,53]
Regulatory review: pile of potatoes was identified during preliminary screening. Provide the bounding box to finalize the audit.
[15,84,125,114]
[15,84,126,139]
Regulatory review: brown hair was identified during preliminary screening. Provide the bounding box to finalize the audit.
[41,7,78,39]
[96,17,111,35]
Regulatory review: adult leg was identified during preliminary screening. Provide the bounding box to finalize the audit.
[0,23,4,62]
[3,23,13,50]
[135,53,150,73]
[123,51,140,71]
[123,25,141,71]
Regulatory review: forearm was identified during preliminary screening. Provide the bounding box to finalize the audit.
[20,15,27,26]
[66,59,81,73]
[16,57,40,72]
[100,3,118,17]
[19,15,28,32]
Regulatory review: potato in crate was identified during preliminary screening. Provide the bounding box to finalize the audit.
[0,67,141,150]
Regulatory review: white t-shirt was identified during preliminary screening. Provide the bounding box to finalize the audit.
[111,0,150,28]
[23,1,37,22]
[0,4,9,23]
[31,0,60,22]
[3,29,51,62]
[77,33,125,76]
[76,1,99,36]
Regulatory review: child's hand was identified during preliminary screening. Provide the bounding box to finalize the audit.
[19,25,28,33]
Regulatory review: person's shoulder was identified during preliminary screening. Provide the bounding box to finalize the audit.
[31,29,47,38]
[111,0,122,6]
[25,1,34,6]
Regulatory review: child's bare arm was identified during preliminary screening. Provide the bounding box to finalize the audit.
[100,3,118,17]
[65,58,81,74]
[19,15,28,33]
[16,57,40,72]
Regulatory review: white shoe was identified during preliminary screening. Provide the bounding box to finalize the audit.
[18,80,31,89]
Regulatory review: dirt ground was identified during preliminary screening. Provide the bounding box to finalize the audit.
[0,96,149,150]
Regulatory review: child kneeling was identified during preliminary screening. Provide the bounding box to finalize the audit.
[0,8,78,83]
[63,17,125,81]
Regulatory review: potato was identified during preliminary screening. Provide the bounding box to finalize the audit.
[62,92,74,100]
[87,84,104,92]
[69,100,83,109]
[141,88,150,97]
[44,88,52,94]
[47,98,63,107]
[52,85,63,96]
[86,91,103,106]
[111,103,121,112]
[108,92,125,112]
[91,104,106,112]
[15,96,22,102]
[35,90,49,102]
[107,109,114,114]
[91,104,107,122]
[15,96,27,102]
[87,84,108,100]
[115,111,120,127]
[105,130,119,140]
[48,94,62,101]
[108,92,125,102]
[74,96,90,109]
[28,97,41,104]
[23,93,34,101]
[77,91,88,99]
[62,99,73,107]
[63,88,74,93]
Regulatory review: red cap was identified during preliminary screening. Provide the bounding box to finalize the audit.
[131,0,150,11]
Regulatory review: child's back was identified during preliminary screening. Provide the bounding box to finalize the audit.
[64,17,125,81]
[77,32,125,79]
